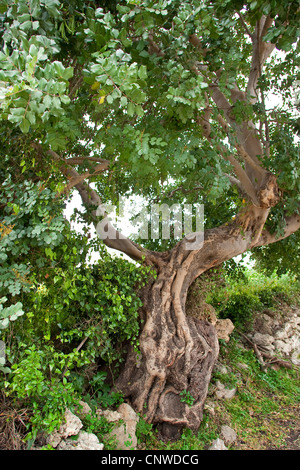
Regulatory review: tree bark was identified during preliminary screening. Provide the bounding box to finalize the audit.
[114,216,264,437]
[115,254,219,437]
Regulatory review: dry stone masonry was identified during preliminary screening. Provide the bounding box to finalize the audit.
[249,307,300,363]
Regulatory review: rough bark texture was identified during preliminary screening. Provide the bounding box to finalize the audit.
[44,137,300,437]
[114,219,256,437]
[29,12,300,440]
[115,264,219,437]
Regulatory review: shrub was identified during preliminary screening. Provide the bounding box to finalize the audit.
[216,291,261,327]
[0,242,153,442]
[5,344,80,442]
[0,298,24,373]
[209,269,300,329]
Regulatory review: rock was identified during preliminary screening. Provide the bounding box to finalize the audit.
[214,362,228,375]
[255,314,275,335]
[275,328,290,340]
[76,400,92,418]
[208,438,228,450]
[99,409,122,422]
[220,425,237,446]
[58,408,83,439]
[252,332,274,351]
[237,362,249,370]
[251,309,300,361]
[274,339,292,355]
[46,431,62,449]
[215,319,234,343]
[215,381,236,400]
[291,349,300,365]
[46,409,83,448]
[107,403,139,450]
[57,431,104,451]
[216,388,236,400]
[204,401,216,416]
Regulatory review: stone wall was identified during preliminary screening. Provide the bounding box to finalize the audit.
[249,306,300,365]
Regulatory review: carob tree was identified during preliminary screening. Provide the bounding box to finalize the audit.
[0,0,299,436]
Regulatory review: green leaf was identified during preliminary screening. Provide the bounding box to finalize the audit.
[127,102,135,116]
[120,96,128,107]
[26,111,36,125]
[53,61,65,77]
[62,67,73,80]
[138,65,147,80]
[19,117,30,133]
[60,95,70,104]
[43,94,52,108]
[19,20,32,31]
[135,105,144,117]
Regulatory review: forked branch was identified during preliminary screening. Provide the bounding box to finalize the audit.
[32,143,146,262]
[247,15,275,102]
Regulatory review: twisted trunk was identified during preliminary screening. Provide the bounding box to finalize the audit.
[50,147,300,436]
[115,217,263,437]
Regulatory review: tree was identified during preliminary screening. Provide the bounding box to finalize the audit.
[0,0,299,437]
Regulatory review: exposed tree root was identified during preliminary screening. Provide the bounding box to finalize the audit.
[237,329,295,371]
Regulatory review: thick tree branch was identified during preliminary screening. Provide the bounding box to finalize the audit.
[169,205,300,299]
[217,144,261,206]
[235,143,266,177]
[189,30,273,187]
[192,60,265,174]
[225,174,244,194]
[247,15,275,103]
[255,212,300,247]
[64,161,110,192]
[32,144,147,262]
[216,115,270,204]
[65,156,110,164]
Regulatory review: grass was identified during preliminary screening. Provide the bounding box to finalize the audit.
[213,337,300,450]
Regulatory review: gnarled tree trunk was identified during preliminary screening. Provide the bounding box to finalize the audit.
[115,259,218,436]
[114,218,263,437]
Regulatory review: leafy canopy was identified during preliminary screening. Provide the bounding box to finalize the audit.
[0,0,299,270]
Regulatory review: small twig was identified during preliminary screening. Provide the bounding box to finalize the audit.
[236,11,254,40]
[61,336,89,379]
[253,343,268,372]
[237,329,268,371]
[153,184,203,202]
[259,351,294,370]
